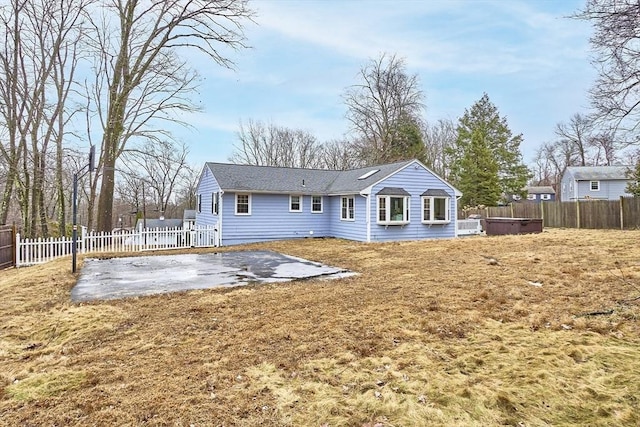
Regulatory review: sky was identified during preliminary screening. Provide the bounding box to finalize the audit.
[176,0,595,167]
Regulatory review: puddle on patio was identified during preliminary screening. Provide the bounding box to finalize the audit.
[72,250,356,302]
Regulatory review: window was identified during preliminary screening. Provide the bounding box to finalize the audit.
[527,194,536,200]
[590,181,600,191]
[290,195,302,212]
[235,193,251,215]
[197,194,202,213]
[211,192,219,214]
[421,196,450,223]
[377,195,409,224]
[541,194,551,200]
[341,196,355,220]
[311,196,323,213]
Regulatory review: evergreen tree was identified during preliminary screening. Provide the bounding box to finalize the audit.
[457,129,501,206]
[626,160,640,197]
[449,93,530,206]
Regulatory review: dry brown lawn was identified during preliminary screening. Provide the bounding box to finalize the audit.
[1,228,640,426]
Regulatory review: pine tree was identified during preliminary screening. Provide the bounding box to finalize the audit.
[449,93,530,206]
[626,160,640,197]
[457,129,501,206]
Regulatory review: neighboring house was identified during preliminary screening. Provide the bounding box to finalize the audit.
[135,217,183,230]
[195,159,461,246]
[183,209,196,230]
[560,165,632,201]
[132,216,186,246]
[513,186,556,203]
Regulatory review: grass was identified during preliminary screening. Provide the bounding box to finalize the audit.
[1,228,639,426]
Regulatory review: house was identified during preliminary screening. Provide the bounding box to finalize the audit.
[195,159,461,246]
[183,209,196,230]
[518,186,556,203]
[560,165,632,201]
[132,216,187,247]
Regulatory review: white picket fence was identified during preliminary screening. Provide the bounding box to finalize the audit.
[16,225,218,267]
[457,219,482,236]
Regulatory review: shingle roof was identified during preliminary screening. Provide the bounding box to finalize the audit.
[204,160,415,195]
[136,218,183,229]
[183,209,196,221]
[525,186,555,194]
[422,189,450,197]
[566,166,631,181]
[376,187,411,196]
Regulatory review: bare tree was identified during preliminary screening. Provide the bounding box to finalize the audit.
[318,138,362,170]
[89,0,253,232]
[554,113,595,166]
[423,118,457,180]
[121,140,190,215]
[229,119,323,168]
[343,53,425,165]
[0,0,89,237]
[575,1,640,134]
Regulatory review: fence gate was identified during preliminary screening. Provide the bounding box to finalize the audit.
[0,225,16,269]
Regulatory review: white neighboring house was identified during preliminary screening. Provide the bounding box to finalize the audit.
[560,166,633,201]
[131,216,185,246]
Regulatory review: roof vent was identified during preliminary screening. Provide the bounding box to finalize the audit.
[358,169,379,180]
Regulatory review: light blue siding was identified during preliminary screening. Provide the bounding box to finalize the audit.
[369,163,456,241]
[577,179,631,200]
[195,168,221,227]
[221,193,332,245]
[327,194,367,241]
[196,161,459,245]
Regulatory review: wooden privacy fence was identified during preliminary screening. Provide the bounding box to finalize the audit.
[0,224,16,269]
[460,197,640,230]
[16,225,218,267]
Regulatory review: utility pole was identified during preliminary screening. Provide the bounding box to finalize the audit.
[72,146,96,273]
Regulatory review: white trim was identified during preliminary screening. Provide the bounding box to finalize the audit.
[235,193,251,215]
[364,194,371,242]
[363,159,462,199]
[340,196,355,221]
[289,194,302,212]
[311,195,323,213]
[218,191,224,246]
[376,195,410,225]
[421,196,451,224]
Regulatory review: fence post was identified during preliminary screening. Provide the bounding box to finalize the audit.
[15,232,20,267]
[12,224,17,267]
[576,199,580,229]
[620,196,624,230]
[509,203,514,218]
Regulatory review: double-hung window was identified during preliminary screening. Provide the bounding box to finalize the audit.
[341,196,355,220]
[590,181,600,191]
[290,195,302,212]
[197,194,202,213]
[212,192,219,214]
[541,194,551,200]
[421,189,450,224]
[235,193,251,215]
[311,196,323,213]
[527,194,536,201]
[376,188,410,225]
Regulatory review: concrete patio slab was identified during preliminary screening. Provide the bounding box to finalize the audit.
[72,250,355,302]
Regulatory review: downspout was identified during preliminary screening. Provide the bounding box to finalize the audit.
[360,190,371,243]
[218,190,224,246]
